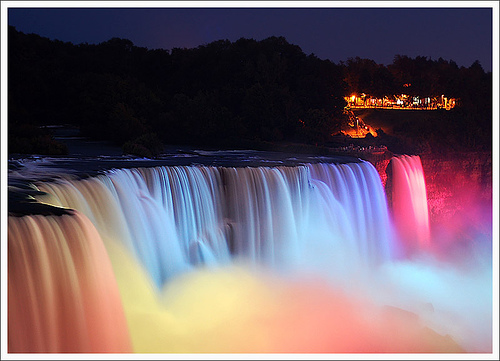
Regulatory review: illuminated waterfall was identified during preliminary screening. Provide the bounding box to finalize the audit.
[8,211,132,353]
[308,162,395,264]
[33,161,394,281]
[388,155,431,254]
[7,156,490,353]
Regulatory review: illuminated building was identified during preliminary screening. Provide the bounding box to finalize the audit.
[345,93,457,110]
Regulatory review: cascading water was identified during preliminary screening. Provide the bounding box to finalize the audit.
[387,155,431,255]
[8,211,132,353]
[33,161,394,280]
[6,155,492,353]
[308,162,396,265]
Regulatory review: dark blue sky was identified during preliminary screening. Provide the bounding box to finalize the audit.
[7,5,494,72]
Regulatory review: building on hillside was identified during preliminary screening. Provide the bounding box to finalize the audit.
[345,93,457,110]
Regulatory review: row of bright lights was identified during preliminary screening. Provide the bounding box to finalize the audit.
[347,94,456,109]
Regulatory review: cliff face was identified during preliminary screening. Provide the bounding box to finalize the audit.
[420,152,492,226]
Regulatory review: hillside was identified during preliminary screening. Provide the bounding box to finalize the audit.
[351,108,492,155]
[8,26,492,158]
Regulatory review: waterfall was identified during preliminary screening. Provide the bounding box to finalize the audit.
[388,155,431,254]
[8,211,132,353]
[32,161,394,282]
[308,162,395,264]
[8,155,489,353]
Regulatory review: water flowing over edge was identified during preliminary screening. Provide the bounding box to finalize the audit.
[7,156,493,353]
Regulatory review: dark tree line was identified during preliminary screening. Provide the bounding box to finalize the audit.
[8,26,492,157]
[342,55,492,110]
[8,27,345,156]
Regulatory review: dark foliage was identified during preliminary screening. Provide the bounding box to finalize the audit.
[9,123,68,155]
[8,26,492,156]
[8,27,347,155]
[122,133,165,159]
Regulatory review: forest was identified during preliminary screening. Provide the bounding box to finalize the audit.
[8,26,492,157]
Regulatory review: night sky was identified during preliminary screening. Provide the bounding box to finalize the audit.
[6,4,494,72]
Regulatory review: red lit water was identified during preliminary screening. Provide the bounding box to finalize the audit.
[389,155,431,255]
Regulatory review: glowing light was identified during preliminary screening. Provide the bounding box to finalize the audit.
[345,91,457,110]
